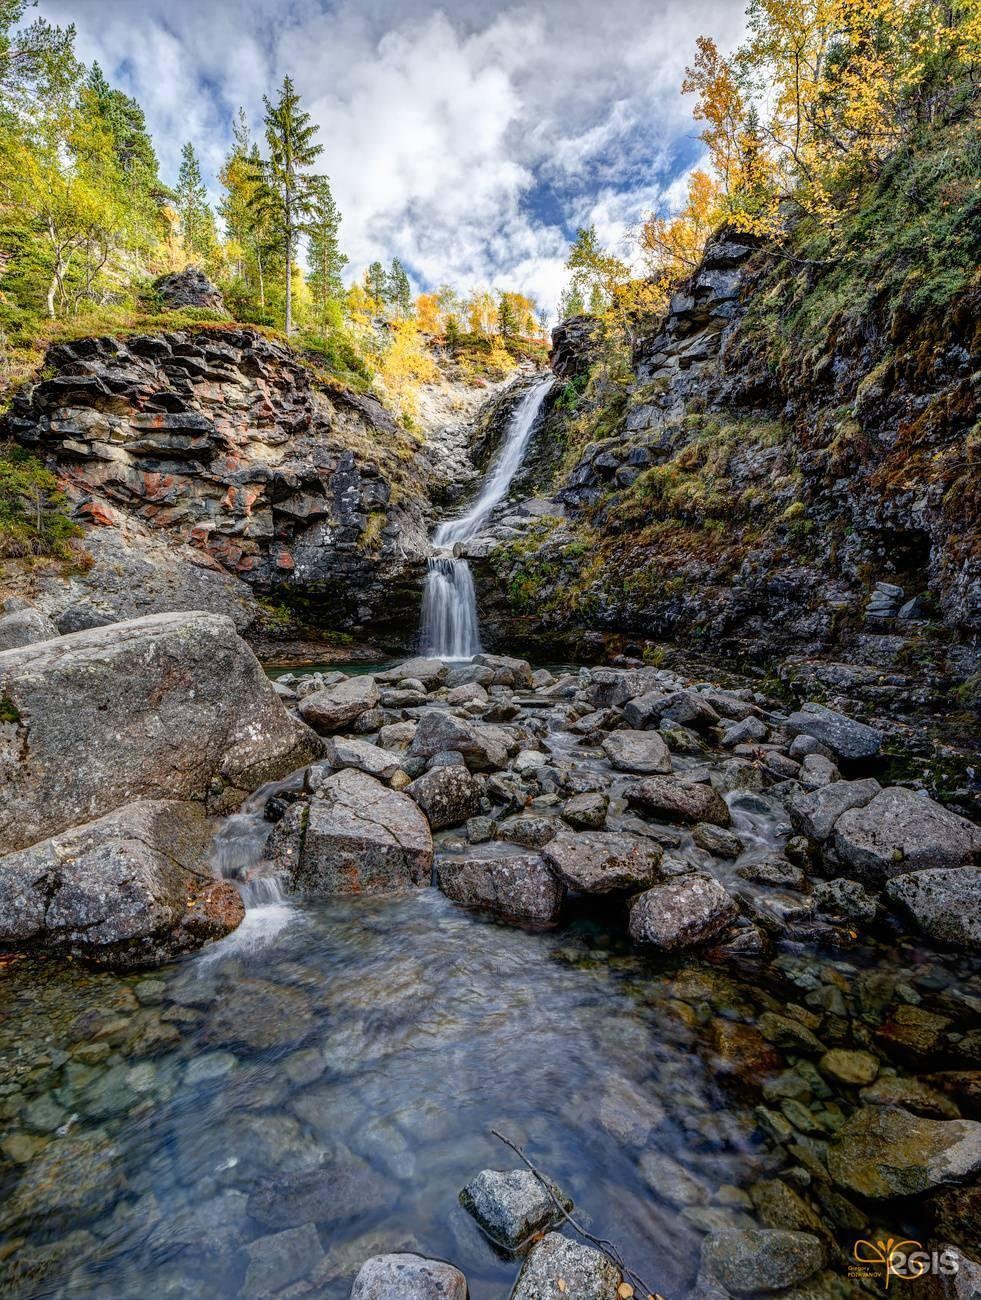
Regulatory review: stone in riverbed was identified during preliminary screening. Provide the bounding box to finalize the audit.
[247,1158,395,1230]
[324,736,404,783]
[0,611,322,852]
[629,875,738,951]
[511,1232,621,1299]
[375,657,448,689]
[700,1228,825,1293]
[885,868,981,951]
[833,787,981,886]
[561,791,609,829]
[351,1253,467,1300]
[436,854,564,925]
[819,1049,879,1086]
[785,701,883,760]
[473,651,533,688]
[691,822,744,859]
[278,769,433,895]
[242,1223,324,1299]
[638,1151,708,1208]
[459,1168,571,1249]
[827,1106,981,1198]
[601,729,673,774]
[542,830,662,894]
[405,765,483,830]
[200,977,315,1051]
[496,815,558,848]
[626,775,731,827]
[0,1133,125,1232]
[597,1073,666,1147]
[298,674,380,733]
[0,800,243,968]
[787,778,881,842]
[409,710,509,771]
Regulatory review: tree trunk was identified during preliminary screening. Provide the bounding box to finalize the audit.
[284,185,293,337]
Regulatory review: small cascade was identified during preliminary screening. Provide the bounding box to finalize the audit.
[422,375,553,658]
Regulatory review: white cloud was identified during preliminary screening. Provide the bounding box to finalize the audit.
[36,0,746,312]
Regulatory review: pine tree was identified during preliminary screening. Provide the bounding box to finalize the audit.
[387,257,411,318]
[175,141,216,263]
[259,75,323,336]
[364,260,387,308]
[306,174,346,334]
[497,289,517,340]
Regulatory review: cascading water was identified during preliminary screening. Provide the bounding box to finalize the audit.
[421,374,553,658]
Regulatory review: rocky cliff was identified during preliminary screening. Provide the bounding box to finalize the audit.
[3,324,495,650]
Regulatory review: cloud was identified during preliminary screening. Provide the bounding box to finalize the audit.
[36,0,746,312]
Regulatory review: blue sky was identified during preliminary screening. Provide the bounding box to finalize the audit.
[38,0,747,312]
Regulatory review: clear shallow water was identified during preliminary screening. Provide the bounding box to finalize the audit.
[2,881,978,1299]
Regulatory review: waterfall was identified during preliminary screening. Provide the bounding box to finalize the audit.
[421,375,553,659]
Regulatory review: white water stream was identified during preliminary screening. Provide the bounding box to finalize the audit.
[420,375,553,658]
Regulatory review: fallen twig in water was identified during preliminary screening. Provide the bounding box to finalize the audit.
[490,1128,665,1300]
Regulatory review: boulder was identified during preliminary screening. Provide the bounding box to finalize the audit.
[299,675,380,734]
[242,1223,323,1299]
[0,607,59,650]
[691,823,744,859]
[405,765,484,830]
[511,1232,621,1299]
[561,792,608,829]
[785,702,883,760]
[154,265,226,311]
[813,877,879,922]
[375,657,447,689]
[324,736,403,783]
[598,1074,666,1147]
[601,729,673,774]
[459,1168,571,1249]
[409,711,509,771]
[496,815,558,848]
[886,868,981,950]
[0,800,243,967]
[626,776,732,827]
[833,787,981,886]
[700,1229,824,1293]
[787,778,881,842]
[279,770,432,895]
[473,652,533,687]
[247,1160,395,1230]
[721,716,768,747]
[828,1106,981,1198]
[542,830,662,894]
[436,854,564,925]
[629,875,738,951]
[350,1253,467,1300]
[0,612,321,852]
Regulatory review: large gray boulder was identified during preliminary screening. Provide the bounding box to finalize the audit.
[0,800,243,967]
[542,830,662,894]
[785,702,883,760]
[473,652,533,687]
[629,874,738,951]
[700,1229,824,1293]
[787,778,881,842]
[0,607,59,651]
[409,711,509,771]
[601,729,672,774]
[276,770,432,895]
[833,787,981,885]
[375,657,447,689]
[827,1106,981,1199]
[436,854,564,925]
[405,765,483,830]
[511,1232,621,1299]
[626,776,731,827]
[459,1168,571,1249]
[0,612,322,852]
[324,736,403,783]
[886,868,981,950]
[298,675,379,734]
[350,1253,467,1300]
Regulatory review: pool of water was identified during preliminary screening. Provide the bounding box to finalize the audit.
[2,880,977,1299]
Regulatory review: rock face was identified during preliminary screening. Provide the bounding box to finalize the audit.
[629,875,738,951]
[350,1254,467,1300]
[279,769,433,895]
[886,868,981,950]
[459,1168,571,1249]
[4,328,435,639]
[828,1107,981,1198]
[542,830,662,894]
[436,854,564,926]
[833,787,981,885]
[0,800,243,966]
[0,612,321,852]
[512,1232,621,1299]
[0,607,59,650]
[154,266,227,312]
[405,765,484,830]
[626,776,732,827]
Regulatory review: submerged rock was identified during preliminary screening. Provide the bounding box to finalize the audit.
[247,1159,395,1230]
[827,1106,981,1198]
[0,611,321,852]
[511,1232,621,1299]
[242,1223,323,1299]
[436,853,564,925]
[629,875,738,951]
[0,800,243,967]
[281,769,433,895]
[542,830,662,894]
[459,1168,571,1249]
[350,1253,467,1300]
[885,867,981,950]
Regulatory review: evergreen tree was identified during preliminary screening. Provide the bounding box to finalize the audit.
[175,141,216,262]
[497,289,517,340]
[258,75,323,336]
[386,257,411,318]
[364,259,387,308]
[558,281,585,320]
[306,174,346,333]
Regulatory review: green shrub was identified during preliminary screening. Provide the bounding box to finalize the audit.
[0,444,80,559]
